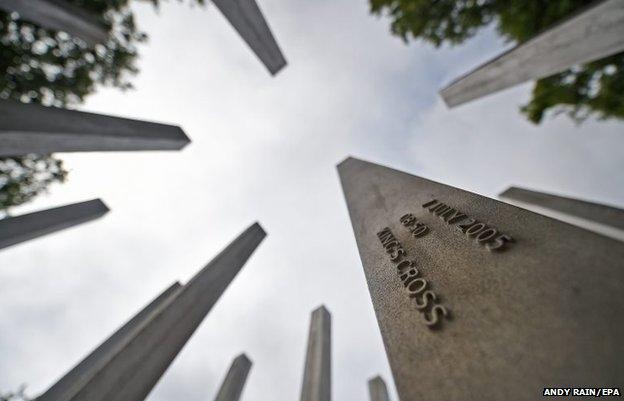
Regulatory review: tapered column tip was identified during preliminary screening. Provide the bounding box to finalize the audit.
[250,222,267,237]
[312,304,331,316]
[176,126,192,149]
[439,90,454,107]
[169,281,183,290]
[336,156,357,169]
[91,199,111,214]
[234,353,253,366]
[269,60,288,76]
[498,186,519,198]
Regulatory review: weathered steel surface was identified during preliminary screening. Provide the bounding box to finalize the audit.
[0,199,109,250]
[368,376,390,401]
[0,0,107,46]
[500,186,624,242]
[0,100,190,156]
[440,0,624,107]
[213,354,252,401]
[212,0,287,75]
[37,283,182,401]
[299,306,331,401]
[338,157,624,401]
[35,223,266,401]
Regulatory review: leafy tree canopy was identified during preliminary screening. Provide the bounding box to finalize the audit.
[370,0,624,124]
[0,385,29,401]
[0,0,202,214]
[0,155,68,217]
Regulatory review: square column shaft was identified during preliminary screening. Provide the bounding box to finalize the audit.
[499,186,624,242]
[36,222,266,401]
[0,100,190,156]
[212,0,287,75]
[367,376,390,401]
[337,157,624,401]
[213,354,252,401]
[299,305,331,401]
[0,199,109,250]
[440,0,624,107]
[0,0,107,46]
[37,282,182,401]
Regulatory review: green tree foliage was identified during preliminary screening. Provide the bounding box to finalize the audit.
[370,0,624,123]
[0,155,68,217]
[1,1,146,107]
[0,385,29,401]
[0,0,202,214]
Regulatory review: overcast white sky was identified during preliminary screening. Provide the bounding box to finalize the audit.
[1,0,623,400]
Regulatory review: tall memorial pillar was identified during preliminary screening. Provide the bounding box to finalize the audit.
[0,100,190,156]
[213,354,252,401]
[367,376,390,401]
[338,157,624,401]
[212,0,287,75]
[0,199,109,251]
[299,306,331,401]
[499,186,624,242]
[36,282,182,400]
[35,222,266,401]
[440,0,624,107]
[0,0,107,46]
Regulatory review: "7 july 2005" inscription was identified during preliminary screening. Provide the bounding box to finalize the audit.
[422,199,514,252]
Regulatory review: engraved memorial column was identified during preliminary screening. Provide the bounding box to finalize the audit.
[299,306,331,401]
[338,157,624,401]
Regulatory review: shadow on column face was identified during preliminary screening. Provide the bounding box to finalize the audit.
[368,375,391,401]
[0,199,109,251]
[299,305,331,401]
[213,353,253,401]
[34,222,266,401]
[337,157,624,401]
[211,0,287,76]
[499,186,624,242]
[0,100,191,156]
[34,282,182,401]
[439,0,624,107]
[0,0,108,46]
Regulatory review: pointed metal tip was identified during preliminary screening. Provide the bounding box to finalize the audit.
[176,126,192,149]
[235,353,253,366]
[336,156,359,170]
[251,222,267,237]
[498,186,519,199]
[92,199,111,215]
[269,60,288,76]
[170,281,183,290]
[439,89,455,108]
[313,304,331,315]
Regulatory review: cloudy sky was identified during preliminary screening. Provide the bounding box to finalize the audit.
[1,0,623,400]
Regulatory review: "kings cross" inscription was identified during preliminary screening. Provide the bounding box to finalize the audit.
[376,226,450,329]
